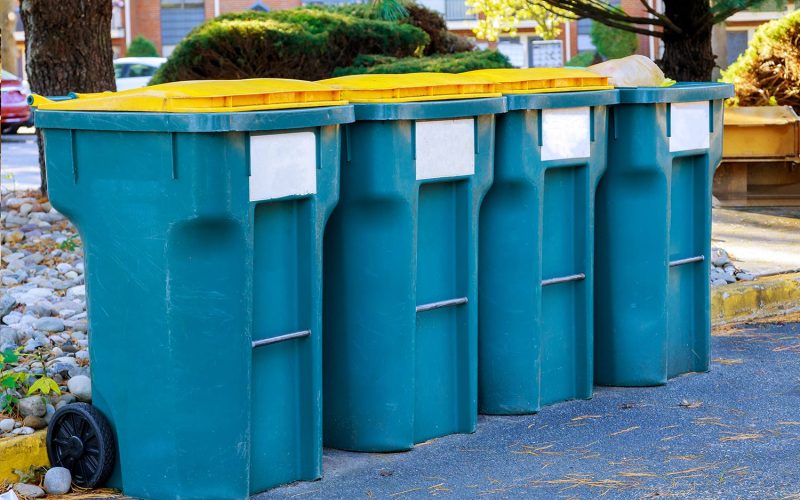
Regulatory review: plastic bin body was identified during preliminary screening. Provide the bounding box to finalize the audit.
[323,98,504,451]
[479,90,618,414]
[594,83,734,386]
[35,105,353,499]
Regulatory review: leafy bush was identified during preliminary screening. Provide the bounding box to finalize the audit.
[126,35,159,57]
[150,9,429,84]
[721,10,799,111]
[565,51,599,67]
[333,49,511,76]
[591,18,638,60]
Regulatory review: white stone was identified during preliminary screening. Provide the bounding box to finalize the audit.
[67,375,92,402]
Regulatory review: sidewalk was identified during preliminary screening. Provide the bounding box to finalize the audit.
[712,207,800,276]
[261,318,800,499]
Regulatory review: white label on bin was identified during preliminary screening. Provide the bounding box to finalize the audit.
[415,119,475,180]
[541,107,591,161]
[249,132,316,202]
[669,101,710,152]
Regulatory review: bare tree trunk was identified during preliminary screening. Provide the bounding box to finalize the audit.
[657,0,715,81]
[20,0,116,195]
[0,0,18,74]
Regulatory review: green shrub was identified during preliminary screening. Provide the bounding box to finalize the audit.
[591,16,638,60]
[333,49,511,76]
[150,9,429,84]
[126,35,159,57]
[721,10,799,110]
[565,51,599,67]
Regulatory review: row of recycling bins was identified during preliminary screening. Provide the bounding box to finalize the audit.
[33,70,733,499]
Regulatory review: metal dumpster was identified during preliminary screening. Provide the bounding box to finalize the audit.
[594,83,734,386]
[318,73,505,451]
[465,68,617,414]
[32,79,354,499]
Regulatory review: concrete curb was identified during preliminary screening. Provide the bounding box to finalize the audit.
[0,430,49,483]
[711,272,800,325]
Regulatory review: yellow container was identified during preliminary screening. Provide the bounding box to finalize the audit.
[463,68,612,94]
[723,106,800,162]
[318,72,501,103]
[30,78,347,112]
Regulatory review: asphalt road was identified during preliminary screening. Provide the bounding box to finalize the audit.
[259,319,800,499]
[1,130,40,191]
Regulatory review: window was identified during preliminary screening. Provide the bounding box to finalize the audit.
[113,64,127,78]
[577,18,594,52]
[726,30,750,66]
[161,0,206,47]
[127,64,156,77]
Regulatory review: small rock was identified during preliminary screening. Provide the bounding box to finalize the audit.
[43,467,72,495]
[2,311,22,325]
[14,483,45,498]
[0,418,15,433]
[66,285,86,300]
[17,426,34,435]
[33,317,65,333]
[61,342,78,353]
[19,396,47,418]
[711,278,728,287]
[56,263,72,274]
[737,273,754,281]
[22,415,47,430]
[43,404,56,425]
[67,375,92,402]
[0,326,19,346]
[6,230,24,243]
[711,248,731,267]
[724,273,737,284]
[75,350,89,361]
[19,203,33,216]
[0,294,16,316]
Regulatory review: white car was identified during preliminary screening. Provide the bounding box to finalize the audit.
[114,57,167,91]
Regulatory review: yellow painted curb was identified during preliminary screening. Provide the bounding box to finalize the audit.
[711,272,800,325]
[0,430,49,483]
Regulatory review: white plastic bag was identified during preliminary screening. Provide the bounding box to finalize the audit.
[587,55,672,87]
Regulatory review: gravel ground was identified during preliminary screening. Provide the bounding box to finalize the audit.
[0,188,91,437]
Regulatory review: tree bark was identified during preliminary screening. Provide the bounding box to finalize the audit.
[657,0,716,81]
[0,0,18,74]
[20,0,116,195]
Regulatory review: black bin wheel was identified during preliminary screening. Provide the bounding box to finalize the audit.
[46,402,116,488]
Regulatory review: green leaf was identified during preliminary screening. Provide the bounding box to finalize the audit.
[27,377,61,396]
[2,348,19,364]
[1,376,19,389]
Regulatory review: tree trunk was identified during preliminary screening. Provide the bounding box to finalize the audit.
[0,0,18,74]
[20,0,116,195]
[658,0,715,81]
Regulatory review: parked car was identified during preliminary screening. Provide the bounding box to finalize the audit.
[114,57,167,91]
[1,70,32,134]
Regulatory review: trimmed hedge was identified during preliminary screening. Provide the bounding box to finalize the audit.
[591,18,638,60]
[721,10,799,111]
[333,50,511,76]
[150,9,429,84]
[565,51,599,67]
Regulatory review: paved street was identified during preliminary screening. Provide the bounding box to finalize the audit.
[1,131,40,191]
[261,319,800,499]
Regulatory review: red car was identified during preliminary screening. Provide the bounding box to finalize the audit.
[1,69,33,134]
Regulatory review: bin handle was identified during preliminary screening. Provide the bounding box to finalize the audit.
[541,273,585,286]
[669,255,704,267]
[251,329,310,348]
[416,297,468,313]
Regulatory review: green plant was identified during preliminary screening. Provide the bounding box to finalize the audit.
[333,49,511,75]
[150,8,429,84]
[59,234,80,252]
[565,50,598,67]
[721,10,799,111]
[126,35,159,57]
[590,13,638,60]
[0,348,27,414]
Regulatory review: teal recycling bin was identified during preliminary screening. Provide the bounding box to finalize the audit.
[594,83,734,386]
[32,80,354,499]
[466,68,617,414]
[318,73,505,451]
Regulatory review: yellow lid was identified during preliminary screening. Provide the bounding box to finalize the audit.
[463,68,613,94]
[318,73,501,103]
[31,78,347,113]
